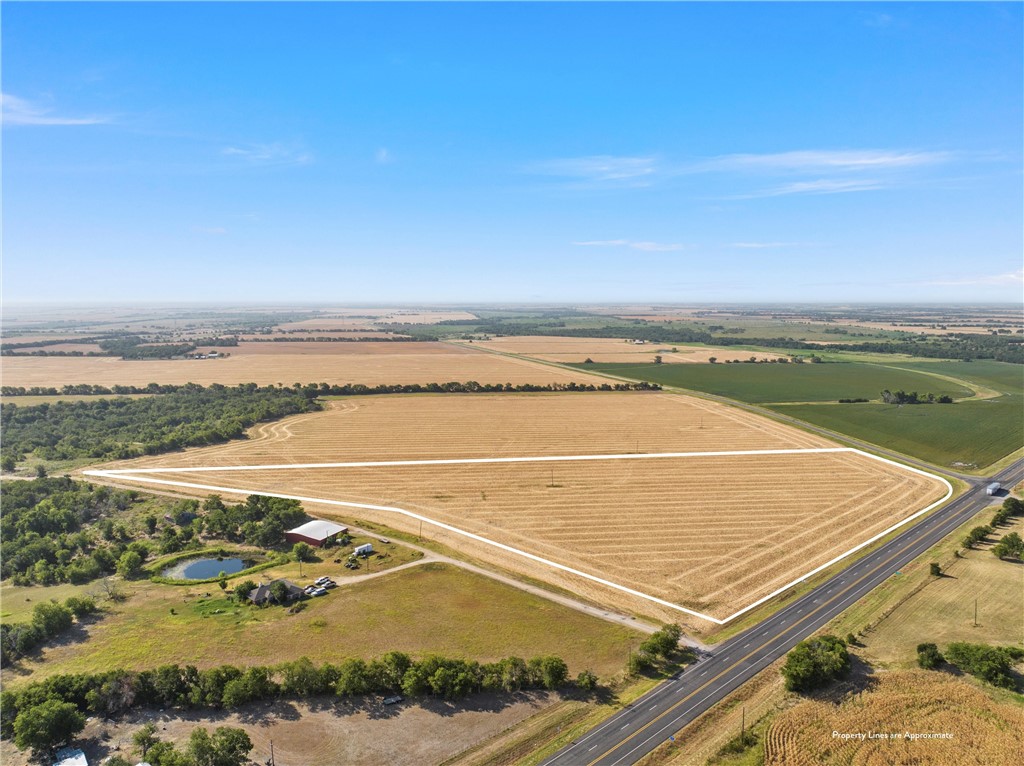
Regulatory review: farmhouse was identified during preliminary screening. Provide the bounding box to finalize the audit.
[248,579,304,605]
[285,519,348,547]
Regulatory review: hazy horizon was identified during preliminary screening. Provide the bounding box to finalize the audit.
[3,2,1022,304]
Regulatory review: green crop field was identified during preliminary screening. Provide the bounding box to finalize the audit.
[3,563,635,686]
[569,361,973,403]
[770,398,1021,469]
[574,360,1022,469]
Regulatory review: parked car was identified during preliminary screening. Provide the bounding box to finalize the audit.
[322,580,337,589]
[311,587,328,596]
[379,538,390,544]
[315,576,332,586]
[383,695,403,705]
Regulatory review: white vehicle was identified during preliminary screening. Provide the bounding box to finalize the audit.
[311,587,328,596]
[315,576,332,586]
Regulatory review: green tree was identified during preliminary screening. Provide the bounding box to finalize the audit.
[31,601,73,637]
[269,580,290,605]
[916,643,944,670]
[1,455,16,472]
[992,531,1024,560]
[929,562,942,576]
[537,656,569,690]
[781,635,850,692]
[144,514,158,534]
[13,699,86,755]
[133,722,159,759]
[233,579,257,602]
[576,669,598,691]
[292,541,315,562]
[335,658,372,696]
[117,549,144,578]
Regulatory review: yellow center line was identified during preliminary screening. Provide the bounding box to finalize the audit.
[582,487,979,766]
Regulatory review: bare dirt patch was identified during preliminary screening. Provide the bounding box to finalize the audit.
[0,693,555,766]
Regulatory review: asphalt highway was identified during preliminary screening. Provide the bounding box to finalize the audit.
[542,458,1024,766]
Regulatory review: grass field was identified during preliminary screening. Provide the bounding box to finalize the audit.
[763,670,1024,765]
[0,341,609,389]
[96,394,946,623]
[3,562,635,686]
[567,361,975,403]
[770,398,1022,470]
[575,360,1022,469]
[854,514,1024,666]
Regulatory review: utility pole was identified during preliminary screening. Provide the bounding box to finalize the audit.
[269,740,275,766]
[974,598,978,627]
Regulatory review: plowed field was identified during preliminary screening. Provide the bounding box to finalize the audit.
[99,394,947,624]
[1,342,607,388]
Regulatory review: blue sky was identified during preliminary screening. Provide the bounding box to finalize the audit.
[3,2,1021,304]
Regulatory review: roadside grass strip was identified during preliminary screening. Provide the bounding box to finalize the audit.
[85,448,951,625]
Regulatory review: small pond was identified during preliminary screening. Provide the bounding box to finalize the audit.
[162,557,255,580]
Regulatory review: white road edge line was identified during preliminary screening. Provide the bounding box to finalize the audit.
[84,447,952,626]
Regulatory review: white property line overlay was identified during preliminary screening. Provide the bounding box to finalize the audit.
[85,447,952,625]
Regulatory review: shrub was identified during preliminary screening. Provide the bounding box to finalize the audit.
[916,642,944,669]
[781,635,850,692]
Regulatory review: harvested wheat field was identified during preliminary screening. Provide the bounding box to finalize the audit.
[0,342,608,389]
[459,336,788,364]
[277,309,476,329]
[99,394,947,624]
[764,670,1024,765]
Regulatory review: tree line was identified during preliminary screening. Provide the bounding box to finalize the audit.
[1,383,322,465]
[1,380,660,398]
[879,389,954,405]
[0,651,586,743]
[916,641,1024,689]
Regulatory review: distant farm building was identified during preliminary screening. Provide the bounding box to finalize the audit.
[248,579,304,605]
[354,543,374,556]
[285,519,349,547]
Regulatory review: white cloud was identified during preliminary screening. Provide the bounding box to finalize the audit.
[923,269,1024,287]
[222,142,312,166]
[375,147,393,164]
[695,150,949,174]
[527,155,658,186]
[573,239,685,252]
[736,178,885,198]
[1,93,109,126]
[731,242,801,249]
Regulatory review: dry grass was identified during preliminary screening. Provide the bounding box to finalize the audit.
[5,563,635,685]
[856,515,1024,666]
[103,394,946,622]
[460,336,787,364]
[0,343,609,388]
[763,670,1024,765]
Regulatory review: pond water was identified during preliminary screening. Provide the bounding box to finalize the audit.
[162,557,254,580]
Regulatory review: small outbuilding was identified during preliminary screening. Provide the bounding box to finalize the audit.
[285,519,349,548]
[52,749,88,766]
